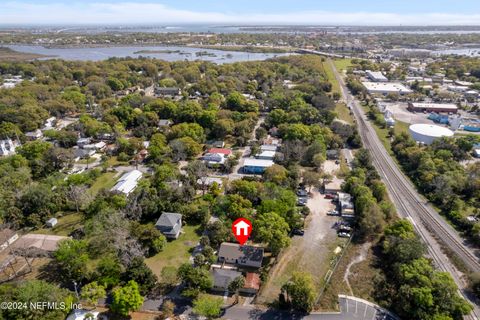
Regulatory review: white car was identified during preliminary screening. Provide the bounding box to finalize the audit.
[338,232,351,238]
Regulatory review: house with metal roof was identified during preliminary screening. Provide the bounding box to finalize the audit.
[243,158,274,174]
[110,169,143,195]
[155,212,182,239]
[256,150,276,160]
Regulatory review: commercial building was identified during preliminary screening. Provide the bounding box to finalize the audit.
[407,102,458,114]
[243,158,274,174]
[362,82,412,96]
[366,70,388,82]
[409,124,454,145]
[110,169,143,195]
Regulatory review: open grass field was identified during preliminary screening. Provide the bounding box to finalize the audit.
[318,242,379,311]
[322,59,341,95]
[145,224,202,279]
[333,58,353,73]
[88,171,118,195]
[31,212,84,236]
[335,103,355,124]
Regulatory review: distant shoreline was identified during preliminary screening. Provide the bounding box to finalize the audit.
[0,46,52,61]
[2,42,293,54]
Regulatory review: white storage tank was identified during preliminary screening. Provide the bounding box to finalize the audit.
[409,124,454,145]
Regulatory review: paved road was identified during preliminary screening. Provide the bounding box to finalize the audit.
[329,59,480,319]
[222,295,397,320]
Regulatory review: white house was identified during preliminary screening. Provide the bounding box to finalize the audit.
[110,170,143,195]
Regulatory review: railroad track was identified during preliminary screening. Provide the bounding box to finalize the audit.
[354,106,480,272]
[350,91,480,320]
[329,59,480,318]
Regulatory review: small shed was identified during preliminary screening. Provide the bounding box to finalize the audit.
[46,218,58,228]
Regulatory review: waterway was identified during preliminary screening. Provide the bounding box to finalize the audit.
[5,44,289,63]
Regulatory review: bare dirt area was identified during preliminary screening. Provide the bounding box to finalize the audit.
[257,189,341,304]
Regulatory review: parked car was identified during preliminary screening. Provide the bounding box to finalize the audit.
[297,197,308,206]
[292,228,305,236]
[339,226,353,232]
[327,210,339,216]
[338,232,351,238]
[296,189,308,197]
[325,193,336,199]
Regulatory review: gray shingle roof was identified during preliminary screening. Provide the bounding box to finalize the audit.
[155,212,182,236]
[218,242,264,264]
[212,268,242,289]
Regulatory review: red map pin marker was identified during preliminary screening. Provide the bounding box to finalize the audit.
[232,218,252,245]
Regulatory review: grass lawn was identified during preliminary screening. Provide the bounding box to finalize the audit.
[333,58,353,73]
[32,212,84,236]
[335,103,354,124]
[145,224,202,279]
[318,242,378,311]
[322,60,340,95]
[89,172,118,195]
[77,158,97,165]
[105,156,129,167]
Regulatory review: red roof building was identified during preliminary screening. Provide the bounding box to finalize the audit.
[207,148,232,156]
[243,272,261,293]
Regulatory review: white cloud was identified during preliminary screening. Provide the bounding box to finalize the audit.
[1,1,480,25]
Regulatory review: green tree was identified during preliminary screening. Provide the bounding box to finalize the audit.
[281,272,316,312]
[95,255,123,288]
[177,263,213,297]
[124,257,158,295]
[54,239,89,283]
[192,294,224,319]
[264,164,289,185]
[80,282,106,308]
[110,280,144,317]
[228,276,245,304]
[160,266,178,289]
[254,212,290,255]
[0,280,74,320]
[302,171,321,192]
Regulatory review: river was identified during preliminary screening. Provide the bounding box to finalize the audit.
[5,44,289,63]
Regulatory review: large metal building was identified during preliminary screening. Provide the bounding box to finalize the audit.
[409,124,454,145]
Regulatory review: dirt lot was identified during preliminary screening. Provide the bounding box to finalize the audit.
[257,189,343,304]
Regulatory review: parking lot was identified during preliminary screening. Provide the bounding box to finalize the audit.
[306,295,399,320]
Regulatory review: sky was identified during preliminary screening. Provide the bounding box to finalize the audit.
[1,0,480,26]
